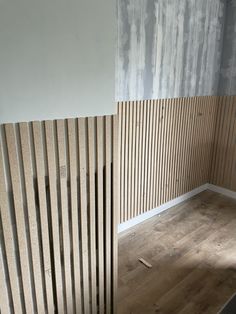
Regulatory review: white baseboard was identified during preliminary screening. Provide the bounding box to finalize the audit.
[208,184,236,200]
[118,183,210,234]
[118,183,236,234]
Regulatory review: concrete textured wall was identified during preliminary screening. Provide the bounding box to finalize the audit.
[116,0,226,101]
[218,0,236,95]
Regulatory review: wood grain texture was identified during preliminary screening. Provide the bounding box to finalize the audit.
[0,116,117,314]
[118,190,236,314]
[211,96,236,191]
[118,96,219,223]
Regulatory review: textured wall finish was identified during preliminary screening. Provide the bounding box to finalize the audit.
[118,96,219,223]
[211,96,236,190]
[116,0,225,101]
[0,117,118,313]
[218,1,236,95]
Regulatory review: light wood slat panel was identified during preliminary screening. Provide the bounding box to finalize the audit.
[96,116,105,313]
[119,103,125,223]
[78,118,90,314]
[0,137,23,313]
[0,231,11,313]
[154,100,162,206]
[182,98,192,195]
[227,98,236,187]
[105,116,112,314]
[67,118,83,314]
[5,124,35,314]
[131,103,136,219]
[32,121,55,313]
[1,114,117,314]
[222,97,234,186]
[145,101,152,210]
[214,96,227,186]
[141,100,147,213]
[112,115,118,314]
[211,96,236,192]
[158,99,165,206]
[134,102,140,217]
[56,120,74,314]
[138,101,144,215]
[44,120,65,314]
[19,123,45,313]
[190,97,200,190]
[128,103,133,220]
[211,96,223,184]
[124,103,129,221]
[87,117,97,314]
[119,96,220,224]
[151,100,159,208]
[163,99,171,203]
[230,96,236,190]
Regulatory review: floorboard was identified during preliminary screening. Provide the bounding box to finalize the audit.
[118,190,236,314]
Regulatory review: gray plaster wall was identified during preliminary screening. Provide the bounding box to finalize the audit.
[116,0,226,101]
[218,0,236,95]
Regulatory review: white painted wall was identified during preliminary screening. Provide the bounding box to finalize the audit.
[0,0,115,123]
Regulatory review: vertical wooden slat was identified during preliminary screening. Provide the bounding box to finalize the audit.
[131,103,137,219]
[154,100,162,207]
[150,100,156,208]
[112,115,118,314]
[140,100,147,213]
[44,120,64,314]
[0,234,11,313]
[134,102,140,217]
[119,103,125,223]
[67,118,83,314]
[211,96,222,184]
[32,121,55,313]
[138,101,144,215]
[78,118,90,314]
[87,117,97,314]
[151,100,158,208]
[159,98,165,204]
[19,123,45,313]
[163,99,171,203]
[56,120,73,314]
[96,116,105,313]
[5,124,35,314]
[0,138,23,313]
[124,103,129,221]
[105,116,112,314]
[146,101,153,210]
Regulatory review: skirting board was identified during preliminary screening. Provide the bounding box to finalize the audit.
[118,183,236,234]
[208,184,236,200]
[118,183,210,233]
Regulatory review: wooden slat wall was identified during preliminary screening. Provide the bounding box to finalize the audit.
[211,96,236,191]
[118,96,219,223]
[0,116,118,314]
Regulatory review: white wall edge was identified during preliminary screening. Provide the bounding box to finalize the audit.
[118,183,210,234]
[208,184,236,200]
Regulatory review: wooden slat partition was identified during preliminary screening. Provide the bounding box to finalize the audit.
[118,96,219,223]
[211,96,236,191]
[0,116,118,314]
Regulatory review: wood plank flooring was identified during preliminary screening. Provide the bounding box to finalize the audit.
[118,190,236,314]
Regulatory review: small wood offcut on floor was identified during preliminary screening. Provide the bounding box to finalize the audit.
[118,190,236,314]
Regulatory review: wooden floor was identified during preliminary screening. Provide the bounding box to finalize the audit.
[118,190,236,314]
